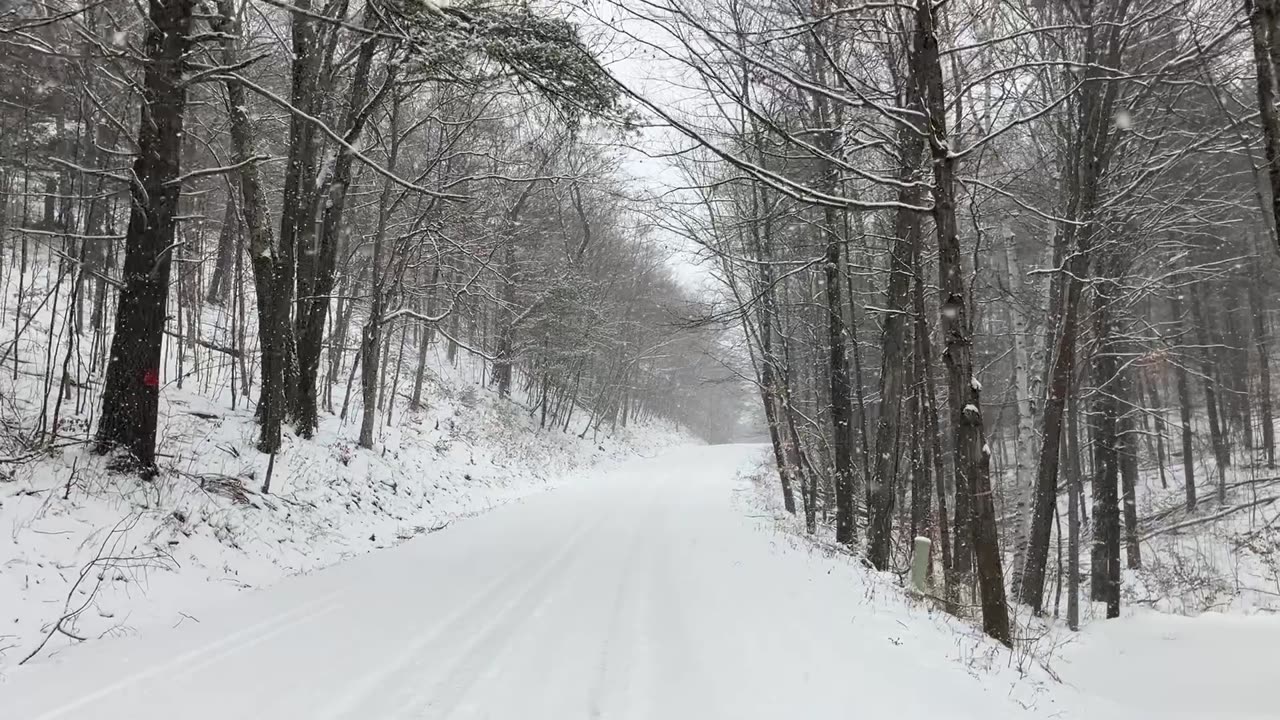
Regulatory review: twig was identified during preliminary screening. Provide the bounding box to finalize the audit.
[19,515,175,665]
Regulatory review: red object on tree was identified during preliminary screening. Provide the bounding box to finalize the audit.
[142,368,160,389]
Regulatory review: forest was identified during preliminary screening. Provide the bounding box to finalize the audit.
[3,0,1280,664]
[611,0,1280,645]
[0,0,744,469]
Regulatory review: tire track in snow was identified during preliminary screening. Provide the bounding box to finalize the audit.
[409,512,606,719]
[584,481,656,719]
[170,599,346,682]
[316,511,603,720]
[28,592,345,720]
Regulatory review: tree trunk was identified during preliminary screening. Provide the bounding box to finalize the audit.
[358,96,400,448]
[914,256,952,587]
[909,320,931,543]
[1224,282,1253,454]
[1247,0,1280,254]
[913,0,1010,645]
[1089,272,1123,619]
[216,0,287,453]
[1119,366,1142,570]
[1249,257,1276,467]
[1005,231,1038,592]
[275,0,332,429]
[1066,413,1081,631]
[94,0,196,468]
[494,238,516,397]
[410,263,441,412]
[293,11,387,436]
[1016,0,1127,612]
[760,336,798,514]
[824,212,857,547]
[1190,283,1229,502]
[867,114,925,569]
[206,195,238,305]
[1171,290,1199,511]
[1144,369,1171,489]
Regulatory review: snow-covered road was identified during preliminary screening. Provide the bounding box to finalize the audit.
[0,444,1061,719]
[13,443,1276,720]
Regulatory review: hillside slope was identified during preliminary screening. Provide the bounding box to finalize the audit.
[0,327,686,669]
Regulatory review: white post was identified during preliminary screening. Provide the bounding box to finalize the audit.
[911,536,932,593]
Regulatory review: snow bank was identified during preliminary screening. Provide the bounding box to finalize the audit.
[736,452,1058,716]
[742,449,1280,720]
[0,352,687,670]
[1058,611,1280,720]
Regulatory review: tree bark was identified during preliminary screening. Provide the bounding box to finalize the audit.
[1119,351,1142,570]
[909,319,930,544]
[1171,290,1199,511]
[216,0,288,453]
[293,6,388,436]
[358,95,401,449]
[913,0,1010,645]
[94,0,196,468]
[1143,368,1171,489]
[1005,231,1038,592]
[1190,283,1229,502]
[1247,0,1280,254]
[494,237,516,397]
[207,195,238,305]
[914,253,952,587]
[823,210,857,547]
[867,113,925,569]
[410,264,441,411]
[1066,408,1081,631]
[1089,278,1122,619]
[1249,257,1276,467]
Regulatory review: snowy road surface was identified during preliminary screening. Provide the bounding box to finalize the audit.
[1,444,1043,719]
[17,444,1274,720]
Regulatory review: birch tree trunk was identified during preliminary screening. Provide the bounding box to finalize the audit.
[1005,231,1038,591]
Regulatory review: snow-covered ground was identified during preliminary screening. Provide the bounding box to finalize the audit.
[745,452,1280,720]
[1122,453,1280,616]
[3,443,1274,718]
[0,445,1046,719]
[0,248,689,669]
[1058,611,1279,720]
[0,349,684,671]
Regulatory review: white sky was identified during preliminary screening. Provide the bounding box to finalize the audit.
[571,0,719,294]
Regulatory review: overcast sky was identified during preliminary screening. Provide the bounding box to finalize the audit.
[572,0,719,293]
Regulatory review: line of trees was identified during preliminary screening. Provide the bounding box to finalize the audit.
[0,1,747,480]
[623,0,1272,643]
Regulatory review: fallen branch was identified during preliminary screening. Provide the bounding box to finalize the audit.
[162,328,242,358]
[1140,496,1279,542]
[20,514,176,665]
